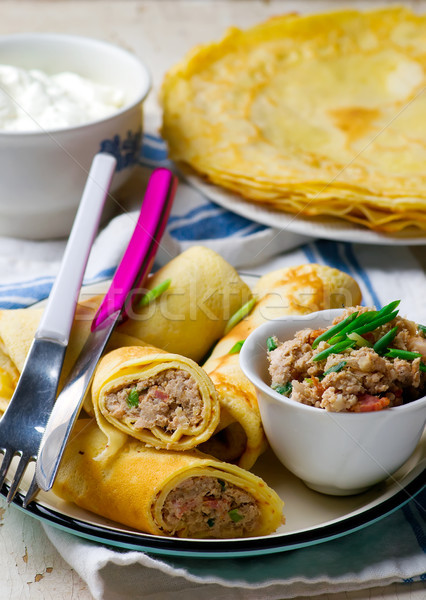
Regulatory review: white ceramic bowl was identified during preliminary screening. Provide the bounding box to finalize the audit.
[0,33,151,239]
[240,309,426,496]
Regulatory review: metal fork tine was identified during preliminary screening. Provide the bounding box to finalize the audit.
[0,450,13,491]
[6,454,28,503]
[22,473,40,509]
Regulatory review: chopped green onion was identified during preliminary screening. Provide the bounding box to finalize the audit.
[328,311,377,344]
[373,326,398,355]
[304,378,313,385]
[272,382,292,396]
[207,518,215,528]
[322,361,347,377]
[139,279,171,307]
[379,300,401,315]
[420,363,426,372]
[224,297,257,335]
[217,479,226,491]
[228,509,244,523]
[127,388,139,408]
[348,332,372,347]
[385,349,422,360]
[266,336,278,352]
[418,324,426,337]
[229,340,245,354]
[313,338,356,362]
[311,312,359,349]
[351,310,399,337]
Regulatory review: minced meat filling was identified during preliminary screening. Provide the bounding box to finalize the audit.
[161,476,260,538]
[104,369,204,431]
[268,306,426,412]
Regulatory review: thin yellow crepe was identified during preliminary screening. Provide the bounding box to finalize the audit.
[202,264,362,469]
[0,297,145,411]
[91,345,220,457]
[53,420,284,538]
[118,246,252,362]
[161,7,426,232]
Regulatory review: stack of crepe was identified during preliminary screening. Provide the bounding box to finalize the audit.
[0,247,362,539]
[161,7,426,232]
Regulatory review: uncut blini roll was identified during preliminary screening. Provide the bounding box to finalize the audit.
[201,264,362,469]
[117,245,252,362]
[0,297,144,414]
[53,420,284,539]
[91,345,220,457]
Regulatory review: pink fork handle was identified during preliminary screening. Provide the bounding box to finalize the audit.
[91,168,177,331]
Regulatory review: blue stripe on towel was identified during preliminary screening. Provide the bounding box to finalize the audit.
[314,240,352,275]
[139,134,170,167]
[84,266,116,283]
[242,223,267,237]
[0,266,118,309]
[0,274,55,292]
[302,242,318,264]
[169,210,266,241]
[342,243,381,309]
[143,133,167,146]
[167,202,219,225]
[0,280,54,299]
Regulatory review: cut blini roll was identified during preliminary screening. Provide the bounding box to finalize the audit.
[53,420,284,538]
[91,346,220,457]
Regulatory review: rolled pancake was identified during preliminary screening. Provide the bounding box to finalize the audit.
[53,420,284,538]
[118,246,252,362]
[0,345,19,415]
[202,264,362,469]
[0,296,145,411]
[91,345,220,456]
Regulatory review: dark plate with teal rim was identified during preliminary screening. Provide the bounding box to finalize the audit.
[1,433,424,558]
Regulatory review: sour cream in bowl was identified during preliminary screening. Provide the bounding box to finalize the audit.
[0,33,150,239]
[240,306,426,496]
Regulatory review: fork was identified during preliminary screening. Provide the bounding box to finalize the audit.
[0,153,116,507]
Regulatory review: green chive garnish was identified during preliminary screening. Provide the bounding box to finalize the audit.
[312,312,359,349]
[228,509,244,523]
[350,310,399,337]
[272,382,292,396]
[347,332,372,348]
[322,360,347,377]
[207,518,215,528]
[373,326,398,355]
[127,388,139,408]
[217,479,226,491]
[385,349,422,361]
[326,303,400,346]
[313,338,356,362]
[420,363,426,372]
[224,297,257,334]
[267,336,278,352]
[328,311,378,344]
[379,300,401,316]
[304,378,313,385]
[418,324,426,337]
[139,279,171,307]
[229,340,245,354]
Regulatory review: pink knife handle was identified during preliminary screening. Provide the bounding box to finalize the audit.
[91,168,177,331]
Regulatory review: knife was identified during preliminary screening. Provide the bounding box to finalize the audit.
[35,168,177,493]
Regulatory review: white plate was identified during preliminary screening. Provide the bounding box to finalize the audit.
[185,172,426,246]
[1,279,425,558]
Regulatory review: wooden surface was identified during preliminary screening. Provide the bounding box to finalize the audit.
[0,2,425,599]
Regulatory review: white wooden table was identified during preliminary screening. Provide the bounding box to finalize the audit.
[1,2,425,599]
